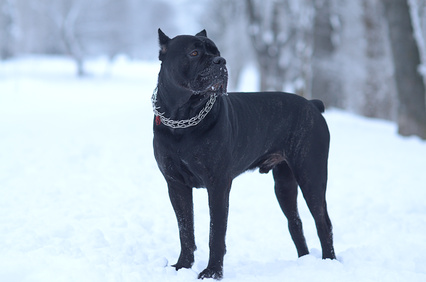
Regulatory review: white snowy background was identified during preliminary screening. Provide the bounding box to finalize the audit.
[1,57,426,281]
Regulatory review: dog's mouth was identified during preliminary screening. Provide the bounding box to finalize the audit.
[191,66,228,96]
[207,80,227,95]
[191,78,228,96]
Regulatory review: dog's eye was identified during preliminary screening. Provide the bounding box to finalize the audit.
[190,50,199,57]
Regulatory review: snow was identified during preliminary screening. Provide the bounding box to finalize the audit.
[1,57,426,281]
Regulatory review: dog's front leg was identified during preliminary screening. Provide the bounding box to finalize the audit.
[168,181,196,270]
[198,180,232,280]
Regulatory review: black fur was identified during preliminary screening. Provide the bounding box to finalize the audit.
[153,29,336,280]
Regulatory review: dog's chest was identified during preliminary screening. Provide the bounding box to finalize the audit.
[169,154,206,188]
[154,134,209,187]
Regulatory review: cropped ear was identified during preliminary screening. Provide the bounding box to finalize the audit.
[195,29,207,38]
[158,28,171,61]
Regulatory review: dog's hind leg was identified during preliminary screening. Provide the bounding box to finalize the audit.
[273,162,309,257]
[168,181,197,270]
[296,160,336,260]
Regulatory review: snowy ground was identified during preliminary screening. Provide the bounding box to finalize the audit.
[1,57,426,282]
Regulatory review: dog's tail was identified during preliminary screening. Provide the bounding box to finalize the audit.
[310,99,325,113]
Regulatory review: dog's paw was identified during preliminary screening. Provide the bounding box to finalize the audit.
[171,255,194,271]
[198,267,223,280]
[172,262,192,271]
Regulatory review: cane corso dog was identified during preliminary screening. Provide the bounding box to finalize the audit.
[152,29,336,280]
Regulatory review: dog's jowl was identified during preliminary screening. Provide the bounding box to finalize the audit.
[152,29,336,280]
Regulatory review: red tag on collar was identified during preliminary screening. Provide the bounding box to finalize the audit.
[155,116,161,125]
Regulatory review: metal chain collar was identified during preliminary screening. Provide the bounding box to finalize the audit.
[151,87,218,129]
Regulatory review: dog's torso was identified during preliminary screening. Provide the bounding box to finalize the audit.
[153,91,329,189]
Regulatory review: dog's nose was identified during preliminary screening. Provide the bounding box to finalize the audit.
[213,56,226,65]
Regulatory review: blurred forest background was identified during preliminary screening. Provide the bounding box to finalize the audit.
[1,0,425,139]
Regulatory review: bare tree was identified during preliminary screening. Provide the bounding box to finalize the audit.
[311,0,343,108]
[0,0,17,59]
[361,0,397,120]
[58,0,86,76]
[200,0,252,90]
[409,0,426,68]
[245,0,314,95]
[30,0,94,76]
[384,0,426,139]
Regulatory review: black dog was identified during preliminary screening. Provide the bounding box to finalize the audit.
[152,29,335,280]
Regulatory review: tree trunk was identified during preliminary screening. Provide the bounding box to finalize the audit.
[311,0,343,108]
[361,0,397,120]
[245,0,286,91]
[384,0,426,139]
[0,0,15,60]
[245,0,313,94]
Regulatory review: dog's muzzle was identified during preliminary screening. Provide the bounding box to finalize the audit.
[210,56,228,95]
[193,56,228,95]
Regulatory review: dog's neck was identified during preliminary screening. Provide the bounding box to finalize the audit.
[153,83,219,129]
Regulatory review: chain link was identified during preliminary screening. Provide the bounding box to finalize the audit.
[152,87,218,129]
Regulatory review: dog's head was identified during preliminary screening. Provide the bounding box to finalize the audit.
[158,29,228,96]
